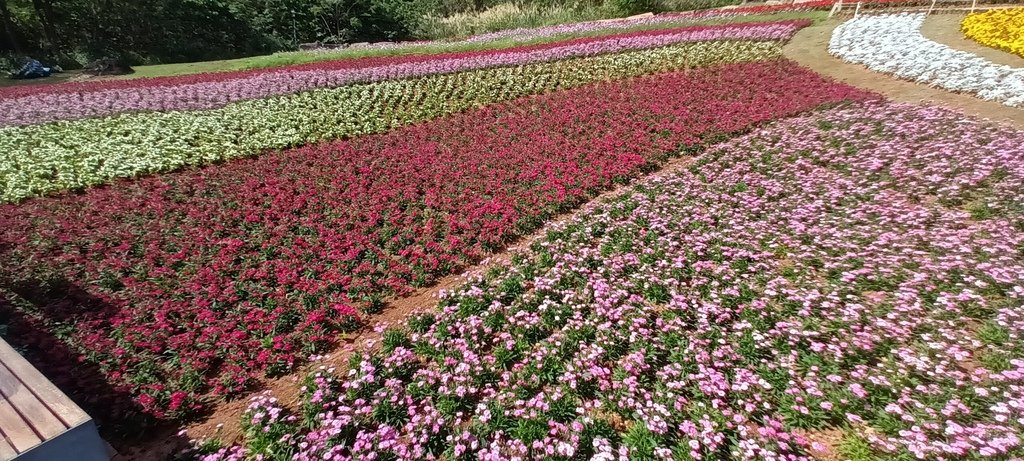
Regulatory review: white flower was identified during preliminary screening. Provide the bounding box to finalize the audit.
[829,13,1024,107]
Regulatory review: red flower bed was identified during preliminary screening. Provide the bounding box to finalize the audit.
[0,60,873,420]
[0,21,807,100]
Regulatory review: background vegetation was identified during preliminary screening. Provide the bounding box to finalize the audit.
[0,0,739,71]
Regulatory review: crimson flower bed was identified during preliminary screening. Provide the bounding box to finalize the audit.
[0,61,872,421]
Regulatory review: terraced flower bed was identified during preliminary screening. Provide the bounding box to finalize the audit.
[206,101,1024,461]
[0,61,870,420]
[962,7,1024,58]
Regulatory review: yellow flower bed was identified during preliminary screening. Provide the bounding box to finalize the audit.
[962,8,1024,58]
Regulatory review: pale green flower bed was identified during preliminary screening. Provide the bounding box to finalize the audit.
[0,41,781,203]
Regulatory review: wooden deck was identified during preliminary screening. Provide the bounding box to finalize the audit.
[0,339,109,461]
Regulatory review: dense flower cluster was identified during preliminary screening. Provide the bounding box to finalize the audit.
[962,7,1024,58]
[0,61,869,419]
[202,101,1024,461]
[0,21,806,127]
[0,40,784,203]
[830,13,1024,107]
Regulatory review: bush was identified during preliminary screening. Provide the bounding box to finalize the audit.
[605,0,656,15]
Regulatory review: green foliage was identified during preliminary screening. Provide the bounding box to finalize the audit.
[606,0,656,16]
[0,0,434,66]
[622,422,659,460]
[381,327,411,352]
[407,312,436,333]
[0,0,746,67]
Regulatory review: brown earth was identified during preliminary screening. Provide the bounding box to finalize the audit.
[118,12,1024,461]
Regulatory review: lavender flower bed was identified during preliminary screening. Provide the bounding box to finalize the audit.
[0,22,804,127]
[462,12,742,44]
[198,101,1024,461]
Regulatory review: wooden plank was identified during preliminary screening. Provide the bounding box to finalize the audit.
[0,360,67,439]
[0,340,89,428]
[0,436,18,460]
[13,421,110,461]
[0,396,41,453]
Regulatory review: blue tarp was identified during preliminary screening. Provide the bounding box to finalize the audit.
[12,59,52,79]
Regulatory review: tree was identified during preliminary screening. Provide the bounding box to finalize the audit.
[0,0,22,52]
[29,0,56,51]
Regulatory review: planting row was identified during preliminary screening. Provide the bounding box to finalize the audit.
[0,61,870,421]
[830,13,1024,107]
[0,21,807,127]
[458,0,966,44]
[0,40,785,203]
[460,5,831,44]
[199,101,1024,461]
[962,7,1024,58]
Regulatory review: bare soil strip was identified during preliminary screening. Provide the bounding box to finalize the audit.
[783,18,1024,129]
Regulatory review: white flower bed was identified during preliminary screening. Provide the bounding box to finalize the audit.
[829,13,1024,107]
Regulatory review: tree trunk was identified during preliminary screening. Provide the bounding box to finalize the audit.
[0,0,21,52]
[31,0,59,50]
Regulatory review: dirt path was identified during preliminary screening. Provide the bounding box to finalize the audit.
[920,13,1024,67]
[783,17,1024,129]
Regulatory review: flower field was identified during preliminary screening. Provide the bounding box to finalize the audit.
[0,37,788,203]
[962,7,1024,58]
[0,60,871,419]
[196,101,1024,461]
[830,13,1024,107]
[2,5,1023,460]
[0,22,806,127]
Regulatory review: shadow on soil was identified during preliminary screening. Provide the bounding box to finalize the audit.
[0,277,193,460]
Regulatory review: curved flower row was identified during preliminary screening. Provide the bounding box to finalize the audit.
[962,7,1024,58]
[0,21,807,127]
[830,13,1024,107]
[0,61,870,420]
[200,101,1024,461]
[0,40,782,203]
[460,3,832,44]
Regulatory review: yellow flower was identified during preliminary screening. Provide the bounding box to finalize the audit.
[962,8,1024,58]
